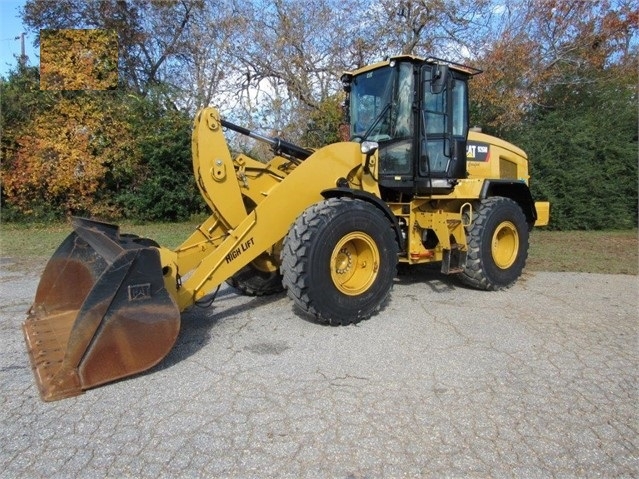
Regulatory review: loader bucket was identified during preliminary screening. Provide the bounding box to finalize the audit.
[23,217,180,401]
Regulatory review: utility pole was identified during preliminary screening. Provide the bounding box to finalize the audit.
[14,32,27,68]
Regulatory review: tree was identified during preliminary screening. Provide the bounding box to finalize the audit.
[22,0,215,103]
[1,65,57,219]
[366,0,492,57]
[6,0,637,230]
[300,94,344,148]
[469,0,639,131]
[2,89,139,218]
[507,62,638,229]
[40,29,118,90]
[116,94,206,221]
[216,0,378,141]
[1,65,204,221]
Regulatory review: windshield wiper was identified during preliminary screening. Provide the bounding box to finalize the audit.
[362,102,392,141]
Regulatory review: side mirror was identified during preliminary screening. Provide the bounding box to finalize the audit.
[341,73,352,93]
[361,141,379,174]
[431,64,449,94]
[360,141,378,155]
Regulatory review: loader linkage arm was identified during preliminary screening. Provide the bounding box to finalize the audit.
[220,118,313,161]
[161,107,371,311]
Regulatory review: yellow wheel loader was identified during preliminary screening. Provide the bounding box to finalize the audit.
[23,55,550,401]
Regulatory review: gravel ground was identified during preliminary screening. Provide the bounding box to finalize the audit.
[1,260,637,478]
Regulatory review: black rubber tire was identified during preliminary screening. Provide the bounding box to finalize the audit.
[226,261,284,296]
[225,194,284,296]
[281,197,398,325]
[458,196,530,290]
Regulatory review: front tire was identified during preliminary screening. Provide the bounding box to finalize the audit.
[281,197,398,325]
[459,196,530,290]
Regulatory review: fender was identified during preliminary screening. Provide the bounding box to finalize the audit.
[321,187,405,252]
[480,180,537,225]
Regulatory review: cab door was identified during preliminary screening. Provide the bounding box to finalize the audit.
[417,64,469,194]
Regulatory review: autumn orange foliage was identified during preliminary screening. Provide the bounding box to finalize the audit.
[2,94,138,217]
[469,0,638,130]
[40,29,118,90]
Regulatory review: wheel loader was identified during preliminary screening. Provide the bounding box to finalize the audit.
[23,55,550,401]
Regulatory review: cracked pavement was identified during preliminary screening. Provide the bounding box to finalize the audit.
[1,261,637,478]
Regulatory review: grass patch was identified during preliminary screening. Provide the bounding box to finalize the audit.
[1,222,72,259]
[528,229,637,275]
[0,220,200,264]
[1,221,637,275]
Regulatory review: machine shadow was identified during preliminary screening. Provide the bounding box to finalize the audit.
[142,286,288,374]
[140,264,471,378]
[394,263,464,292]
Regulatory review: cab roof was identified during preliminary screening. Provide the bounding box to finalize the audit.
[343,54,483,78]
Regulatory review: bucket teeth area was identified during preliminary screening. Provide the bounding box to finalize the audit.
[23,310,82,401]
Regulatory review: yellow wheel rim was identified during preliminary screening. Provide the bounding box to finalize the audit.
[330,232,380,296]
[491,221,519,269]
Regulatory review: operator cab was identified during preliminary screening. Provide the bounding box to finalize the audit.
[342,55,482,196]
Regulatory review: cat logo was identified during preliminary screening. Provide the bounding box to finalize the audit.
[467,142,489,162]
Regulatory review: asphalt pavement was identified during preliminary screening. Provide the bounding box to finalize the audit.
[1,260,637,478]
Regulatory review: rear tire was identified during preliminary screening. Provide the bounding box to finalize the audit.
[226,255,283,296]
[459,196,529,290]
[281,197,398,325]
[226,195,285,296]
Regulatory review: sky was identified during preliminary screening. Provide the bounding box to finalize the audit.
[0,0,37,77]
